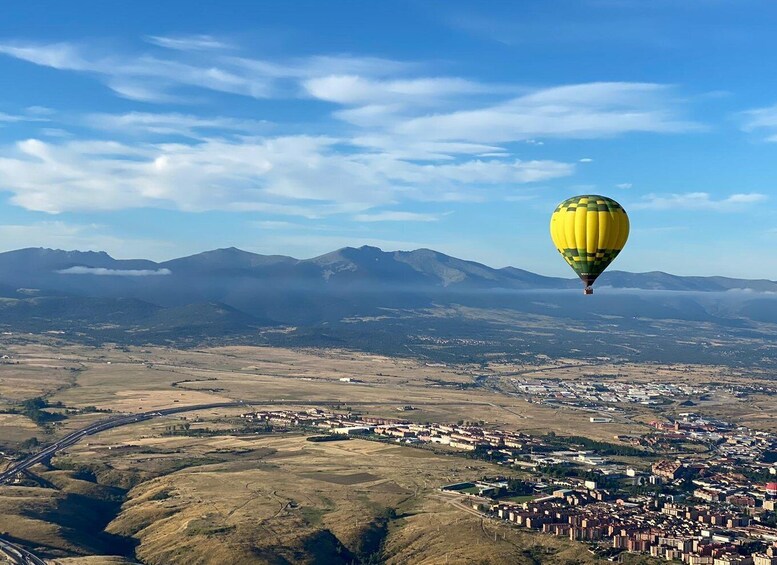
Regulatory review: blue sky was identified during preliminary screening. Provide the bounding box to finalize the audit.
[1,1,777,277]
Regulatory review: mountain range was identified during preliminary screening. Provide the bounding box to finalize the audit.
[1,245,777,355]
[3,244,776,293]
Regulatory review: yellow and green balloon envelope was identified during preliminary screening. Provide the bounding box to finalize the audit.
[550,195,629,295]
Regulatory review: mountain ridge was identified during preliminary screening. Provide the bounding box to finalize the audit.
[3,245,777,362]
[3,245,775,292]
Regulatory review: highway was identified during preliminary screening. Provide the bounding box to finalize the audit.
[0,401,245,486]
[0,396,499,562]
[0,397,493,486]
[0,536,47,565]
[0,400,247,564]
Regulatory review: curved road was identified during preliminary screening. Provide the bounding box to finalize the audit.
[0,400,248,564]
[0,396,499,562]
[0,401,246,486]
[0,537,46,565]
[0,397,498,487]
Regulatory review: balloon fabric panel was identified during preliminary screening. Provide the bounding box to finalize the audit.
[549,195,629,290]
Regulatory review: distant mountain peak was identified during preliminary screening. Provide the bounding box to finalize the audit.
[160,247,296,271]
[0,244,775,294]
[16,247,113,259]
[194,247,258,257]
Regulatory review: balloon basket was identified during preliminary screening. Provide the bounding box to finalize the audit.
[584,287,593,295]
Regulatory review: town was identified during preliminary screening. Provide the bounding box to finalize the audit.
[508,376,776,413]
[240,405,777,564]
[512,377,712,406]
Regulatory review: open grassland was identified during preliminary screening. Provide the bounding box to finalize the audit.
[2,337,777,445]
[0,337,771,563]
[0,470,135,561]
[50,559,137,565]
[0,418,610,564]
[75,431,605,564]
[0,340,652,443]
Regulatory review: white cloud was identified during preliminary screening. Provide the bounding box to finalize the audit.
[332,104,404,127]
[633,192,767,211]
[0,108,50,125]
[742,104,777,128]
[303,75,493,105]
[57,266,171,276]
[104,81,186,103]
[393,83,700,143]
[39,128,72,138]
[348,136,507,160]
[0,41,699,146]
[726,193,767,204]
[85,112,269,138]
[0,42,89,70]
[0,41,417,103]
[741,104,777,141]
[255,220,299,230]
[616,182,632,189]
[145,35,233,51]
[406,158,574,184]
[353,211,444,222]
[477,152,510,158]
[26,106,55,115]
[0,137,573,215]
[0,112,25,123]
[579,157,593,163]
[229,54,416,80]
[0,38,703,225]
[0,41,276,101]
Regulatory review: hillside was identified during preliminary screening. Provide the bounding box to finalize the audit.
[1,246,777,365]
[3,245,776,296]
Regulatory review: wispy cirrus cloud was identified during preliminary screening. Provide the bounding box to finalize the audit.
[740,103,777,141]
[0,136,573,215]
[0,36,703,221]
[0,112,25,123]
[145,34,234,51]
[307,79,700,148]
[0,41,274,101]
[633,192,767,211]
[0,107,51,125]
[0,40,417,103]
[84,112,270,138]
[353,211,445,222]
[388,83,701,143]
[304,80,701,168]
[302,75,499,105]
[0,40,700,144]
[254,220,300,230]
[0,43,270,102]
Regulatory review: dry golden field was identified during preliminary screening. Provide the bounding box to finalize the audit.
[0,335,770,563]
[0,417,609,564]
[0,339,660,443]
[3,337,775,442]
[7,428,605,564]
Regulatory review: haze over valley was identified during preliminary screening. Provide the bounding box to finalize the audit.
[2,246,777,368]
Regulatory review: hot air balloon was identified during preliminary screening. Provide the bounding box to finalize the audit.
[550,195,629,295]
